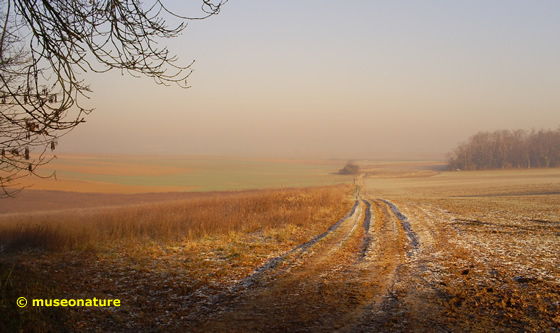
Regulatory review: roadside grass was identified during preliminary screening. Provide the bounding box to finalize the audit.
[0,184,354,331]
[0,185,352,252]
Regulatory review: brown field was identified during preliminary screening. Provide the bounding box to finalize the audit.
[1,161,559,331]
[13,154,351,193]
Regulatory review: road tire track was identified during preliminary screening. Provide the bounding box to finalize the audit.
[188,197,421,332]
[238,200,361,289]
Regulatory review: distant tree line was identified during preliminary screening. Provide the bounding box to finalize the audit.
[447,127,560,171]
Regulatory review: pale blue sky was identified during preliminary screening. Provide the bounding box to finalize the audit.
[62,1,560,158]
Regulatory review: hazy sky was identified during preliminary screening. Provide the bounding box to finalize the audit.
[61,1,560,159]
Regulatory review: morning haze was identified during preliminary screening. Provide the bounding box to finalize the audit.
[3,2,560,331]
[61,1,560,158]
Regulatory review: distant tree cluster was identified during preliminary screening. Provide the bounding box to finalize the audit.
[338,161,360,175]
[447,127,560,171]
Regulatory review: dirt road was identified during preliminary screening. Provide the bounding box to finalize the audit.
[187,191,446,331]
[185,180,559,332]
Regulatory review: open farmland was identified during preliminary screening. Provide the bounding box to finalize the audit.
[15,154,352,193]
[1,160,559,331]
[0,184,355,331]
[360,165,560,331]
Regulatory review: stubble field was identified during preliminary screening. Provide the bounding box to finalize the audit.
[0,157,559,331]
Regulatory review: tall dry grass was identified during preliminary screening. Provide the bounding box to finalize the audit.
[0,185,353,251]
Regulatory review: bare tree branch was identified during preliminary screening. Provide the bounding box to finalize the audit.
[0,0,226,197]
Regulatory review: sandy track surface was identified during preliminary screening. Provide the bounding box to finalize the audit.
[182,191,559,331]
[184,195,434,332]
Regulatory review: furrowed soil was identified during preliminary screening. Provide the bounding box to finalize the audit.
[1,164,559,331]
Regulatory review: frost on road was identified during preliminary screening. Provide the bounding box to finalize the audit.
[187,196,437,331]
[186,185,560,332]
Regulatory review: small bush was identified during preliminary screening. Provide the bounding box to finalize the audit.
[338,162,360,175]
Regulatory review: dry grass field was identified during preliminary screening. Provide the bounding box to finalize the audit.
[1,158,559,331]
[0,184,355,331]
